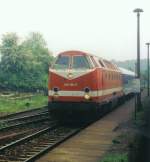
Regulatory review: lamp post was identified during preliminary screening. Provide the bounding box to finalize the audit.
[133,8,143,109]
[146,42,150,96]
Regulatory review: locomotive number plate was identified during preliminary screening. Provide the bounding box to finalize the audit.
[64,83,78,86]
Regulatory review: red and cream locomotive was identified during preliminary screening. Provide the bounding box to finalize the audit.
[48,50,127,121]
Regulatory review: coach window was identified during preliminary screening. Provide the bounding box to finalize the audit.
[53,55,70,69]
[72,56,90,69]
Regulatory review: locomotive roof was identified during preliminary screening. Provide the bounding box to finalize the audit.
[119,67,135,76]
[57,50,120,71]
[58,51,102,59]
[58,50,104,59]
[59,50,89,56]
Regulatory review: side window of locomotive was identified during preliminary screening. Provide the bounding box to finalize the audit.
[72,56,90,69]
[53,56,69,69]
[90,56,99,67]
[99,60,105,67]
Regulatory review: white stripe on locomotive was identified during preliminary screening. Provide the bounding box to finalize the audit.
[48,87,122,97]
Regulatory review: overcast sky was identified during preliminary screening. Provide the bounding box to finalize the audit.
[0,0,149,61]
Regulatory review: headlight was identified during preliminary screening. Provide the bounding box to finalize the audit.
[53,93,59,98]
[84,94,91,100]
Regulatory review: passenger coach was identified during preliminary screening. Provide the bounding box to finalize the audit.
[119,67,136,98]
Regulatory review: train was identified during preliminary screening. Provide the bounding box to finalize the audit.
[48,50,136,122]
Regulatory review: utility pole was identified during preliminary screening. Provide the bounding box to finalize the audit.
[146,42,150,96]
[133,8,143,110]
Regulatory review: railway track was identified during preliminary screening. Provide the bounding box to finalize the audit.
[0,106,47,121]
[0,122,50,147]
[0,124,83,162]
[0,121,55,149]
[0,109,49,131]
[0,107,53,149]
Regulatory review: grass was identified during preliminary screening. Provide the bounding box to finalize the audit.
[99,113,133,162]
[99,135,129,162]
[100,153,128,162]
[0,94,47,114]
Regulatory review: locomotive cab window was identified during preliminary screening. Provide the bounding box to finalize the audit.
[72,56,90,69]
[53,55,70,69]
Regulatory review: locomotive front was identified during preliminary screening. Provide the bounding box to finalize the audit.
[48,51,101,121]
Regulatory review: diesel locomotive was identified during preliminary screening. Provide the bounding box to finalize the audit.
[48,50,135,121]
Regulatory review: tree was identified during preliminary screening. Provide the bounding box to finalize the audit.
[22,32,53,71]
[0,33,20,89]
[0,32,54,91]
[0,33,19,73]
[20,32,53,90]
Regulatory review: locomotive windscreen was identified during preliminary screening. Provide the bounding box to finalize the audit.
[53,55,91,69]
[53,55,70,69]
[72,56,90,69]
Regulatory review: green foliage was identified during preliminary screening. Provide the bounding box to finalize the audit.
[100,153,128,162]
[0,32,54,91]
